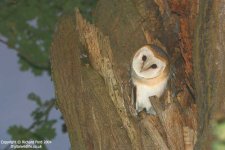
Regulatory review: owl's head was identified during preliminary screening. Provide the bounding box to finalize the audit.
[132,45,169,79]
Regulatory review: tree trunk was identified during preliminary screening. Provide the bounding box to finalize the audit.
[50,0,225,149]
[193,0,225,149]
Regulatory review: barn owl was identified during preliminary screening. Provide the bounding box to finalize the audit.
[131,45,170,114]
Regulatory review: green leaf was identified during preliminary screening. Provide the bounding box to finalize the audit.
[214,122,225,141]
[212,141,225,150]
[35,120,57,140]
[28,92,42,106]
[8,125,33,140]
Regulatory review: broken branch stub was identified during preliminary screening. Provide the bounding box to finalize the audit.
[76,9,142,150]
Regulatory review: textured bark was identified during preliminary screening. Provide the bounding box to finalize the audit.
[193,0,225,149]
[50,0,225,150]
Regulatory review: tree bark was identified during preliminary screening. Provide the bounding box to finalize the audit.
[50,0,225,149]
[193,0,225,149]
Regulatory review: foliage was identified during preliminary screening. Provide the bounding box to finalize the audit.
[7,93,56,150]
[213,121,225,150]
[0,0,97,75]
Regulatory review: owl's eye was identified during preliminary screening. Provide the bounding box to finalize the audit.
[142,55,147,61]
[150,64,157,69]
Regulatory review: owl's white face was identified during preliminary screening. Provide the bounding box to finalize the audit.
[132,46,166,79]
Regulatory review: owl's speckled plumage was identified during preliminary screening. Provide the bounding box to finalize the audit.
[131,45,170,114]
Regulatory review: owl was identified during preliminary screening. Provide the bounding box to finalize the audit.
[131,44,170,114]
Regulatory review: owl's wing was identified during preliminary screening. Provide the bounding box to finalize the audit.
[130,66,138,110]
[131,83,137,109]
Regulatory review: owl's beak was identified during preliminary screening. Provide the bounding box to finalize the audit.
[140,61,151,72]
